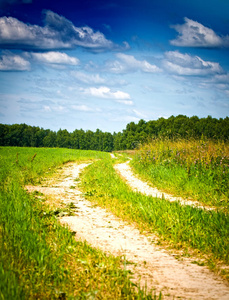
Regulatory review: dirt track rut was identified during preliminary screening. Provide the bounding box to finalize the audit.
[114,160,216,211]
[26,162,229,299]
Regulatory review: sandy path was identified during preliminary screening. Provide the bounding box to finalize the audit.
[114,161,216,211]
[26,162,229,299]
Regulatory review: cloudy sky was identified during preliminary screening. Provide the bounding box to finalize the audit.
[0,0,229,133]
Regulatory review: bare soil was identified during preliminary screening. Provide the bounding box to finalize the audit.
[25,162,229,300]
[114,160,217,211]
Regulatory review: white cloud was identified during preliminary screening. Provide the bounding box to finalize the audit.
[212,74,229,84]
[132,109,147,119]
[163,51,223,76]
[72,104,102,112]
[0,15,66,49]
[170,17,229,48]
[84,86,131,102]
[118,53,161,72]
[52,105,66,112]
[72,71,105,84]
[43,105,51,112]
[106,53,161,73]
[30,51,79,65]
[0,51,30,71]
[201,73,229,96]
[0,10,128,51]
[116,99,133,105]
[72,104,94,112]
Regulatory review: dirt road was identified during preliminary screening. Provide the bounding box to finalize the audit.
[114,160,216,211]
[26,162,229,299]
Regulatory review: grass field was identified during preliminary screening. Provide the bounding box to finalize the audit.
[1,142,228,299]
[80,148,229,279]
[131,138,229,210]
[0,147,158,299]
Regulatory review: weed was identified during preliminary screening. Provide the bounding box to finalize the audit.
[131,138,229,209]
[0,147,157,299]
[80,156,229,279]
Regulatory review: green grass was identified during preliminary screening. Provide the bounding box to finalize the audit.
[0,147,159,299]
[0,147,107,186]
[80,157,229,278]
[131,139,229,210]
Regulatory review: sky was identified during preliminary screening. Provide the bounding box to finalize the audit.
[0,0,229,133]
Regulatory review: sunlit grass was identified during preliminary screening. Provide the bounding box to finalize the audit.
[131,138,229,210]
[0,147,158,299]
[0,147,107,186]
[80,157,229,279]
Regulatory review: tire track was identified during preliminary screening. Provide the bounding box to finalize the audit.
[114,160,216,211]
[26,162,229,299]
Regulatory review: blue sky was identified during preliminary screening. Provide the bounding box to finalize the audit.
[0,0,229,133]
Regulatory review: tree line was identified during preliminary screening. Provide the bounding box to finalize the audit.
[0,115,228,151]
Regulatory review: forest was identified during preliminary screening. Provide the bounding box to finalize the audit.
[0,115,228,151]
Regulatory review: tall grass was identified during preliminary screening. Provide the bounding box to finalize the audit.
[80,157,229,278]
[131,139,229,209]
[0,147,107,186]
[0,147,157,299]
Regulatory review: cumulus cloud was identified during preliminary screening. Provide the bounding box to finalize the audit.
[170,17,229,48]
[212,74,229,84]
[29,51,80,65]
[84,86,132,104]
[88,86,131,99]
[0,10,128,51]
[163,51,224,76]
[106,53,161,73]
[0,15,65,50]
[0,51,30,71]
[72,71,106,84]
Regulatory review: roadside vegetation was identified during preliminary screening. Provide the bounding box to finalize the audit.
[131,138,229,210]
[80,154,229,280]
[0,147,157,299]
[1,115,229,298]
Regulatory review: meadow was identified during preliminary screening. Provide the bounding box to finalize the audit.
[0,147,157,299]
[80,141,229,279]
[131,138,229,210]
[1,141,228,299]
